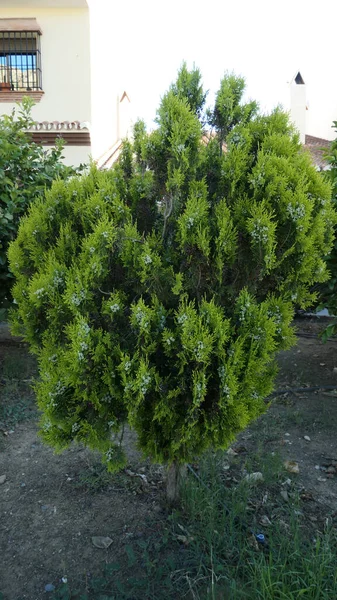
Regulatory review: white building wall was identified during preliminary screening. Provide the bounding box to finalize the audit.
[60,145,92,167]
[290,77,306,144]
[0,5,92,165]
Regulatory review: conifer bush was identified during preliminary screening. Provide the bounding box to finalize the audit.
[317,121,337,339]
[8,67,336,484]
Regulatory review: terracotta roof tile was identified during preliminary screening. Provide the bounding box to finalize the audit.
[30,120,90,131]
[304,134,331,170]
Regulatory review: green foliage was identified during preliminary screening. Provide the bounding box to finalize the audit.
[317,121,337,336]
[207,72,258,142]
[0,97,76,310]
[8,66,336,471]
[170,61,207,119]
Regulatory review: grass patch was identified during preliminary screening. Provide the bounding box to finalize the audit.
[50,450,337,600]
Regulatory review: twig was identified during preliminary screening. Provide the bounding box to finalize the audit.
[162,194,173,239]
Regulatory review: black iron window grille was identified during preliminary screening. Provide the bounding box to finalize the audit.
[0,31,42,92]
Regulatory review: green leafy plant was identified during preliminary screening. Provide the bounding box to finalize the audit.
[0,97,76,311]
[317,121,337,339]
[8,66,336,500]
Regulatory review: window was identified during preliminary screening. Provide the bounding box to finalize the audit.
[0,19,42,93]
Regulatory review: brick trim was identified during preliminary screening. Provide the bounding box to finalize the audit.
[0,90,44,103]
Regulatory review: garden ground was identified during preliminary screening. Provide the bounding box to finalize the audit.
[0,317,337,600]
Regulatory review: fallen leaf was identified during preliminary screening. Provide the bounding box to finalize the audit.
[234,445,247,454]
[300,491,314,501]
[177,523,189,534]
[125,469,148,485]
[176,534,194,545]
[284,461,299,474]
[259,515,272,526]
[92,536,113,549]
[281,478,292,487]
[247,534,259,551]
[125,469,135,477]
[279,519,289,530]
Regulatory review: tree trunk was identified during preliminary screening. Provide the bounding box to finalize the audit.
[166,461,187,504]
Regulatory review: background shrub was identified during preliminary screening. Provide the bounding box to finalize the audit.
[0,98,76,314]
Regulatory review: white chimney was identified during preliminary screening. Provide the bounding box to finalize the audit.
[290,72,306,144]
[117,91,132,141]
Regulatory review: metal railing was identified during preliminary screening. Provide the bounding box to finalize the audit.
[0,31,42,91]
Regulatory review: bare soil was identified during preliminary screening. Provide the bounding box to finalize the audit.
[0,317,337,600]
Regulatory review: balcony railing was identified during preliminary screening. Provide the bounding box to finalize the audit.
[0,30,42,92]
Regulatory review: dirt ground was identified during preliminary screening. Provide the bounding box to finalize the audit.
[0,317,337,600]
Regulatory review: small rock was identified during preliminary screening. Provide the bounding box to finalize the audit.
[61,576,68,584]
[314,465,321,470]
[333,367,337,373]
[92,536,113,549]
[244,472,264,483]
[284,460,299,474]
[317,477,327,482]
[45,584,55,592]
[285,433,290,437]
[227,447,238,456]
[304,435,311,442]
[0,475,6,485]
[280,490,289,502]
[320,363,326,367]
